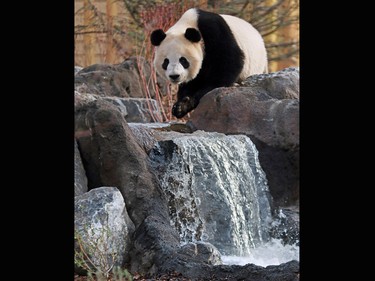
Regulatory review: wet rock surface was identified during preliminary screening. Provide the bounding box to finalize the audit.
[187,67,299,207]
[74,64,299,280]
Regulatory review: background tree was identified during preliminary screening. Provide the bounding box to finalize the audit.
[75,0,299,72]
[74,0,299,122]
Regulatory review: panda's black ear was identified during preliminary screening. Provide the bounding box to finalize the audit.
[185,28,201,43]
[151,29,166,46]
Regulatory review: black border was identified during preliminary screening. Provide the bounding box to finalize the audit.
[4,2,75,279]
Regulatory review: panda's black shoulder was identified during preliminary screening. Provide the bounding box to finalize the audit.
[196,9,235,46]
[196,9,224,27]
[195,9,242,56]
[194,8,244,84]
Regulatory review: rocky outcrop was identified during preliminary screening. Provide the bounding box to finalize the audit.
[158,260,300,281]
[147,129,272,256]
[74,139,88,196]
[75,56,168,99]
[187,67,299,207]
[241,67,299,100]
[74,98,233,273]
[75,57,165,123]
[74,186,135,271]
[102,96,163,123]
[270,205,300,246]
[75,98,169,229]
[74,62,299,280]
[187,87,298,149]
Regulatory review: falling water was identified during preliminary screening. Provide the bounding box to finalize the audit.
[150,131,273,256]
[221,238,299,266]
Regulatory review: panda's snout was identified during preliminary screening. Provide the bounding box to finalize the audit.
[169,74,180,81]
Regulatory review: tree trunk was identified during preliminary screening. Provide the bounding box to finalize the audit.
[265,0,278,73]
[106,0,117,63]
[83,0,95,66]
[277,0,299,70]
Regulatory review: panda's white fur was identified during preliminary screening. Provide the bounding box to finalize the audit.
[167,8,199,33]
[220,14,268,79]
[153,10,202,84]
[153,31,203,84]
[151,8,268,118]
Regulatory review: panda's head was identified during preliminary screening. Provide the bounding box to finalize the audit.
[151,28,203,84]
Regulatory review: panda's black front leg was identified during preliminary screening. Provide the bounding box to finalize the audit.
[172,95,197,118]
[172,84,213,118]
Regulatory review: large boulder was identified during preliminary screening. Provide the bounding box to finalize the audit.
[74,98,169,228]
[102,96,163,122]
[75,56,168,99]
[187,67,299,207]
[73,69,299,280]
[74,98,181,274]
[74,186,135,272]
[74,139,88,197]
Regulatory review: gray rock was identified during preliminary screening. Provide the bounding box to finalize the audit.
[157,254,299,281]
[74,89,299,279]
[74,139,88,196]
[148,131,273,256]
[187,67,300,207]
[270,205,300,246]
[74,56,168,99]
[187,87,299,150]
[242,67,299,100]
[129,215,181,275]
[75,99,180,274]
[74,186,135,272]
[75,66,83,75]
[74,98,170,228]
[178,242,223,266]
[103,96,163,123]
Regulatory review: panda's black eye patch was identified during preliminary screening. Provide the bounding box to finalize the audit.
[179,57,189,69]
[162,58,169,70]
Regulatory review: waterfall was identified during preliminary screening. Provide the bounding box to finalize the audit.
[149,131,273,256]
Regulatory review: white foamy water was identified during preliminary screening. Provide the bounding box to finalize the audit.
[148,130,299,265]
[150,132,273,255]
[221,238,299,267]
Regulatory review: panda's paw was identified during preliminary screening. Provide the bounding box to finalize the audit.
[172,96,197,118]
[172,103,186,118]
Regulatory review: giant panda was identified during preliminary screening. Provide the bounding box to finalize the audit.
[151,8,268,118]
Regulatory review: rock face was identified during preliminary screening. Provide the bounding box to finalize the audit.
[102,96,163,122]
[188,87,298,149]
[148,130,273,256]
[75,56,168,99]
[74,186,135,271]
[74,98,169,229]
[178,242,223,266]
[75,66,83,75]
[241,67,299,100]
[270,206,300,246]
[74,139,88,197]
[187,67,299,207]
[75,57,165,123]
[74,62,299,280]
[74,98,178,274]
[171,260,300,281]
